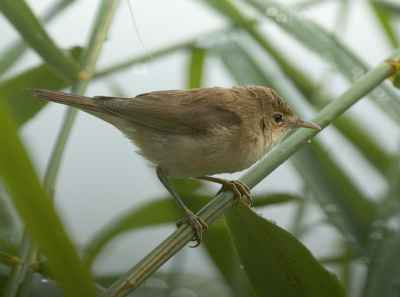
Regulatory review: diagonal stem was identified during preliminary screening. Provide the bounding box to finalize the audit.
[3,1,120,297]
[101,49,400,297]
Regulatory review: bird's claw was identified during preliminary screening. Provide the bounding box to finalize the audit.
[216,179,253,207]
[176,210,208,248]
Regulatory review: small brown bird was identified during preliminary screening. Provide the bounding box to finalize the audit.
[27,86,320,246]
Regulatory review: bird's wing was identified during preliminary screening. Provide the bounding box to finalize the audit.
[93,89,241,135]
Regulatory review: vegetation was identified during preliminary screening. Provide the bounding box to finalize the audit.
[0,0,399,296]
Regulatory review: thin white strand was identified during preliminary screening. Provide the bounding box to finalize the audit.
[127,0,153,59]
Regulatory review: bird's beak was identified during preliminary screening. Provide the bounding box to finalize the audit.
[292,119,321,130]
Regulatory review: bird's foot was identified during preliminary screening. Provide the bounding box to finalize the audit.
[176,210,208,248]
[216,179,253,207]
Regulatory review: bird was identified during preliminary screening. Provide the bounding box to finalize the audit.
[27,86,320,247]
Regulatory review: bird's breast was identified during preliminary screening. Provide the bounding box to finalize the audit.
[151,125,271,178]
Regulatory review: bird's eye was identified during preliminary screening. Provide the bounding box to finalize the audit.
[273,114,282,124]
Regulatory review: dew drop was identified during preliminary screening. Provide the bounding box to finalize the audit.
[369,232,383,240]
[322,52,334,62]
[352,66,364,76]
[276,13,287,23]
[372,88,384,96]
[332,217,345,225]
[228,53,246,69]
[324,204,338,212]
[372,220,385,228]
[170,288,197,297]
[145,277,168,288]
[266,7,278,17]
[35,33,44,40]
[357,257,369,264]
[345,234,357,243]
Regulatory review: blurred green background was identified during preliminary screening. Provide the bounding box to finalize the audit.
[0,0,400,296]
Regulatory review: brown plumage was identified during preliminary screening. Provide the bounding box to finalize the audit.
[27,86,320,247]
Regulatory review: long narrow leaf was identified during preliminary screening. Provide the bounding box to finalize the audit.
[0,101,96,297]
[0,0,79,78]
[334,116,389,175]
[83,198,190,268]
[363,230,400,297]
[0,47,82,127]
[188,47,206,89]
[292,142,376,254]
[247,0,400,124]
[93,27,231,79]
[201,0,316,99]
[370,1,399,48]
[0,0,81,81]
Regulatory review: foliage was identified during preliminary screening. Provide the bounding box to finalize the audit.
[0,0,399,296]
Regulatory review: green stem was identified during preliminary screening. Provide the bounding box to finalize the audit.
[42,108,77,195]
[2,230,31,297]
[18,245,37,297]
[4,1,120,296]
[93,27,231,79]
[101,49,400,297]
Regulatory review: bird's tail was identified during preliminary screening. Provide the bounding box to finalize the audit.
[26,88,103,113]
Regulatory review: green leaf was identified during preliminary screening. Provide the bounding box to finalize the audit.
[292,141,376,255]
[0,0,81,81]
[203,220,257,297]
[170,178,204,197]
[252,194,301,207]
[0,66,66,126]
[214,38,271,86]
[0,47,82,127]
[83,198,182,267]
[363,230,400,297]
[83,193,210,268]
[202,0,316,99]
[369,1,399,48]
[0,42,27,79]
[188,47,206,89]
[0,0,78,77]
[225,203,345,297]
[373,0,400,15]
[247,0,400,124]
[334,116,390,175]
[0,100,96,297]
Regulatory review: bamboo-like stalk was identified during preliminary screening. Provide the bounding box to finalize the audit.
[3,1,120,297]
[101,49,400,297]
[93,27,231,79]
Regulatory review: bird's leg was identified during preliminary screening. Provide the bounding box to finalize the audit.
[156,166,208,247]
[195,176,253,207]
